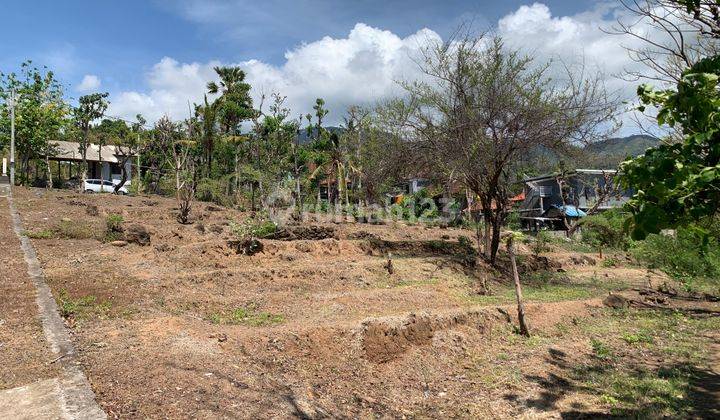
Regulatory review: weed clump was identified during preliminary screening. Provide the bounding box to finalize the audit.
[228,214,277,255]
[55,220,97,240]
[103,213,125,242]
[25,229,54,239]
[58,289,112,320]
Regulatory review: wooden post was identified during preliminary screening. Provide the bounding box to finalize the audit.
[507,235,530,337]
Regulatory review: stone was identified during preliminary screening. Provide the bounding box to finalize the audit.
[603,293,630,309]
[125,224,151,246]
[109,240,128,247]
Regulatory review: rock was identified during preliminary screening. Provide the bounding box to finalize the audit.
[154,243,173,252]
[603,293,630,309]
[61,217,72,223]
[570,255,597,266]
[228,238,263,255]
[86,205,99,216]
[208,224,224,234]
[109,240,128,247]
[125,224,151,246]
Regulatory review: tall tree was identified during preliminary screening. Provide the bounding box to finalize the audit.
[0,62,69,185]
[74,92,109,190]
[207,66,254,135]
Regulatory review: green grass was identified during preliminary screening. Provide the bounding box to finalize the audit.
[24,220,100,241]
[209,305,285,326]
[55,220,98,240]
[57,289,112,320]
[463,283,599,305]
[569,309,720,417]
[24,229,54,239]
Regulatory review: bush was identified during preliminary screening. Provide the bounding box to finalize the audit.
[631,226,720,281]
[579,209,630,250]
[106,213,124,233]
[55,220,97,240]
[195,177,235,208]
[25,229,54,239]
[230,214,277,240]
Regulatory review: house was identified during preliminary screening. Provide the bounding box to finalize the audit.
[518,169,630,230]
[48,141,137,184]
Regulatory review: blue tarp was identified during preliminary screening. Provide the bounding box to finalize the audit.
[552,205,587,218]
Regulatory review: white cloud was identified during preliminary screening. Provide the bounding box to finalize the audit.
[107,3,668,133]
[108,23,438,124]
[77,74,101,93]
[497,3,639,92]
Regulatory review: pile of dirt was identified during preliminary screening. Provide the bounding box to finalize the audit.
[360,238,475,258]
[266,225,337,241]
[346,230,379,240]
[360,310,498,363]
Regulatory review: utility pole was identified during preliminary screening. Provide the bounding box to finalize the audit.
[9,88,17,185]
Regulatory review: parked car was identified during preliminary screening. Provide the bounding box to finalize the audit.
[83,179,128,195]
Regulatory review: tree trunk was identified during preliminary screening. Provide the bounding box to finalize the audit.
[507,236,530,337]
[250,182,256,212]
[114,157,130,194]
[80,133,89,193]
[490,217,501,264]
[45,154,53,189]
[484,220,492,260]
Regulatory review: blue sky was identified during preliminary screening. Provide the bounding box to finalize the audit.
[1,1,650,131]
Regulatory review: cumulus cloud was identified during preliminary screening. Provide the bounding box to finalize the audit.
[108,3,662,133]
[497,3,643,94]
[77,74,101,92]
[108,23,438,124]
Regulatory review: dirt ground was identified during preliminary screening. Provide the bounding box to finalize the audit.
[0,195,60,389]
[10,187,720,418]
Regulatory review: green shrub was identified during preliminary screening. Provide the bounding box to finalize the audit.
[457,235,472,248]
[506,211,521,230]
[530,231,554,255]
[195,177,236,207]
[25,229,54,239]
[631,227,720,281]
[230,214,277,240]
[580,209,630,250]
[55,220,97,240]
[106,213,124,232]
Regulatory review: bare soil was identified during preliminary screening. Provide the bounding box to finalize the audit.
[10,187,720,418]
[0,196,60,389]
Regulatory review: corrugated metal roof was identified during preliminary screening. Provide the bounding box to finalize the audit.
[49,141,136,163]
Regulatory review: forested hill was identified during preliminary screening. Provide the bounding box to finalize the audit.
[586,134,660,157]
[581,134,660,169]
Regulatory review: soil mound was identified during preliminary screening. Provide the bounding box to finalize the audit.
[360,310,496,363]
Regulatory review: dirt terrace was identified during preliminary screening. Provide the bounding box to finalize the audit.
[11,187,717,418]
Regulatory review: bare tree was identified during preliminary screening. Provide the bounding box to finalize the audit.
[156,116,193,191]
[395,33,618,264]
[608,0,720,84]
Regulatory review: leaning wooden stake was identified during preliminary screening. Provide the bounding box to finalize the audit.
[506,234,530,337]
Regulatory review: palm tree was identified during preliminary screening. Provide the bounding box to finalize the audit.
[206,66,254,135]
[207,66,247,96]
